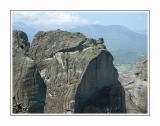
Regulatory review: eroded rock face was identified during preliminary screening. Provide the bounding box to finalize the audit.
[119,60,147,113]
[13,30,46,113]
[74,51,125,113]
[13,30,126,113]
[13,30,30,57]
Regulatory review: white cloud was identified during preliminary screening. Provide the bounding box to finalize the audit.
[12,11,98,27]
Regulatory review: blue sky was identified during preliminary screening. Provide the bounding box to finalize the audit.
[12,11,148,31]
[74,12,148,31]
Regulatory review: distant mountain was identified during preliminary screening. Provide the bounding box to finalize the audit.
[134,29,147,35]
[69,25,147,53]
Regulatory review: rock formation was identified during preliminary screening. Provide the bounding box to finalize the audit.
[13,30,46,113]
[13,29,126,113]
[119,60,148,113]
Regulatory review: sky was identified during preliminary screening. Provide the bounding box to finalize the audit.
[12,11,148,32]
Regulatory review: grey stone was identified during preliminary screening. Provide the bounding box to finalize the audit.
[120,60,148,113]
[13,30,126,113]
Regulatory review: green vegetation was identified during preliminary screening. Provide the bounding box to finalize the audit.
[79,47,100,58]
[90,48,99,56]
[64,32,85,44]
[138,105,147,113]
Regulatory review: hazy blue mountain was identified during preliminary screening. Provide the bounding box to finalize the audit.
[69,25,147,53]
[134,29,147,35]
[69,25,147,71]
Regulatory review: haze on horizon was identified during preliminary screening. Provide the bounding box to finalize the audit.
[12,11,148,33]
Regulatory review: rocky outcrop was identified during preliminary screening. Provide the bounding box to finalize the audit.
[13,30,46,113]
[74,51,125,113]
[119,60,147,113]
[13,30,30,57]
[13,29,126,113]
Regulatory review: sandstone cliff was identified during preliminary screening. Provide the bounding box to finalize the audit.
[12,30,126,113]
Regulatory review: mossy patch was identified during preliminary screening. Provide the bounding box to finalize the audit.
[64,32,85,44]
[79,47,101,59]
[138,105,147,113]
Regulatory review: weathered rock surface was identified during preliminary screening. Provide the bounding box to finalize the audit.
[119,60,148,113]
[13,29,126,113]
[13,30,46,113]
[13,30,30,57]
